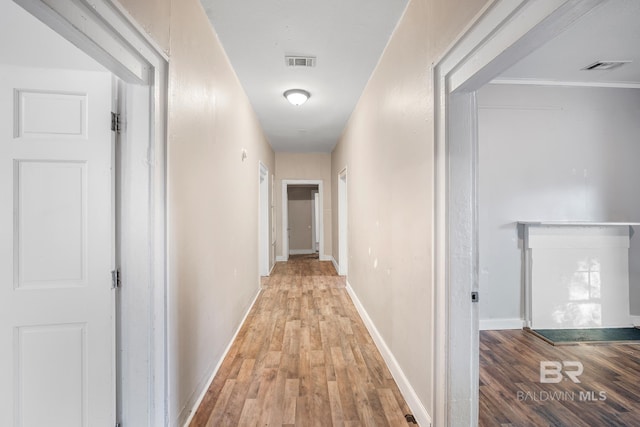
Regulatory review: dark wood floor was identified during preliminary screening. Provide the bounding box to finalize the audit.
[479,329,640,427]
[189,255,414,426]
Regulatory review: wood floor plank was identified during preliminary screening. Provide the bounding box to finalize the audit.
[189,254,413,426]
[282,378,300,425]
[328,380,345,427]
[378,388,408,426]
[237,398,259,426]
[204,379,235,427]
[310,365,332,425]
[331,346,360,423]
[266,368,287,426]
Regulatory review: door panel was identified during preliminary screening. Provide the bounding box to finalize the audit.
[16,90,87,139]
[17,323,86,427]
[16,160,86,288]
[0,66,114,427]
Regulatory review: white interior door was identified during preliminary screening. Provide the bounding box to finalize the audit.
[0,66,114,426]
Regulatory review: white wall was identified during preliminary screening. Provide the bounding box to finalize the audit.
[165,1,275,423]
[107,0,276,424]
[478,84,640,327]
[331,0,490,420]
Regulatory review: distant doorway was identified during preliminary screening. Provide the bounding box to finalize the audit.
[287,185,319,256]
[281,180,324,261]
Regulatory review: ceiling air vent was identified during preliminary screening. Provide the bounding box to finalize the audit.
[582,60,630,71]
[285,56,316,68]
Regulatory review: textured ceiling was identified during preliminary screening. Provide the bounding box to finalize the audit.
[200,0,409,152]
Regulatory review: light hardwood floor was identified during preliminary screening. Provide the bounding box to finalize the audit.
[189,255,415,426]
[479,329,640,427]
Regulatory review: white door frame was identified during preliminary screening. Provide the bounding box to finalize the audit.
[271,174,276,268]
[338,168,348,276]
[433,0,602,425]
[259,162,270,276]
[282,179,324,260]
[310,189,318,252]
[14,0,169,425]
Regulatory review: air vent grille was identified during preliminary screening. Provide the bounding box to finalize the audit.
[582,60,630,71]
[285,56,316,67]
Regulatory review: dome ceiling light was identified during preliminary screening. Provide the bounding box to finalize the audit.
[284,89,310,106]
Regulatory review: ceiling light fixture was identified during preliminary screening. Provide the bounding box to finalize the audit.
[284,89,310,106]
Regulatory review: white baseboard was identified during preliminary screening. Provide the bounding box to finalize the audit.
[331,256,339,273]
[632,316,640,327]
[345,281,432,427]
[480,318,524,330]
[181,288,262,427]
[276,254,332,262]
[289,249,315,255]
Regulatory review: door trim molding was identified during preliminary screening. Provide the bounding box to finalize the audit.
[259,162,270,276]
[337,168,348,276]
[281,179,324,261]
[14,0,169,424]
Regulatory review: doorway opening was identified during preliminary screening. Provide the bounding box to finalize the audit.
[434,0,605,425]
[0,4,116,424]
[281,179,324,261]
[287,184,319,256]
[5,0,169,425]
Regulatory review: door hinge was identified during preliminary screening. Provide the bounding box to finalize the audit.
[111,112,121,133]
[111,269,121,289]
[115,423,121,427]
[471,291,479,303]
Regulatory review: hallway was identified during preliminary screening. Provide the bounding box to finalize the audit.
[189,256,413,426]
[9,1,637,426]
